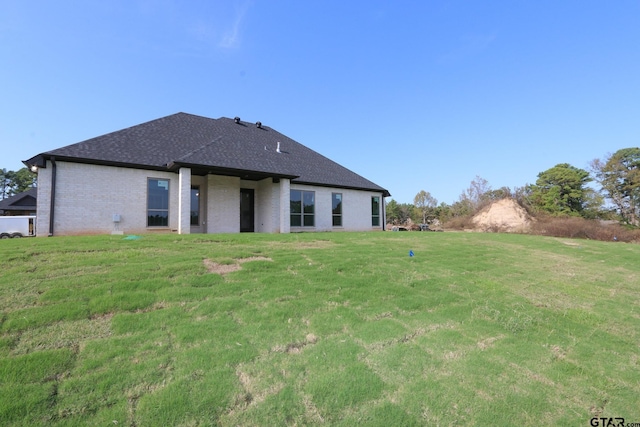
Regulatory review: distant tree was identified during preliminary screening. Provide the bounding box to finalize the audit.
[581,188,607,220]
[529,163,593,216]
[434,202,452,223]
[400,203,416,224]
[384,199,414,225]
[591,148,640,226]
[450,198,474,218]
[513,185,535,213]
[413,190,438,224]
[0,167,37,199]
[460,175,492,210]
[485,186,512,201]
[0,168,8,199]
[385,199,401,224]
[14,168,37,193]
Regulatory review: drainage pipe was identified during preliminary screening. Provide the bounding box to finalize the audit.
[48,157,56,236]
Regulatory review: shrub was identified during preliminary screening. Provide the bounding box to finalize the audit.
[443,215,475,230]
[529,215,640,242]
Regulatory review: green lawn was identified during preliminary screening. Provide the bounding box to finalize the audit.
[1,232,639,426]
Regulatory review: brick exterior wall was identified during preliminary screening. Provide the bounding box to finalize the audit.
[206,175,240,233]
[289,184,383,232]
[35,164,52,236]
[35,162,383,236]
[37,161,178,236]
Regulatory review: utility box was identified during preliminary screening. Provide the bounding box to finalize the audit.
[111,214,123,235]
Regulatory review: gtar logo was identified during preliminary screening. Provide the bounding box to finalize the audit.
[590,418,625,427]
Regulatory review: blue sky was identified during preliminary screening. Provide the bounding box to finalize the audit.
[1,1,639,204]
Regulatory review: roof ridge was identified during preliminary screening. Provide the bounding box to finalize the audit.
[23,113,390,197]
[173,135,224,164]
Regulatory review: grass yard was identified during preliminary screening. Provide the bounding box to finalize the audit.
[1,231,639,426]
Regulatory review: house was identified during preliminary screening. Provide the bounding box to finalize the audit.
[0,188,37,216]
[24,113,389,236]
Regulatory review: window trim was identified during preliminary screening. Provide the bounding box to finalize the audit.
[190,185,200,226]
[371,196,380,227]
[147,178,170,228]
[332,192,343,227]
[290,189,315,228]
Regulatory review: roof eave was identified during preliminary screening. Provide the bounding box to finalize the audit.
[166,161,300,181]
[291,180,391,197]
[24,154,171,173]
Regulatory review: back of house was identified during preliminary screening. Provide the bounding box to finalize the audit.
[24,113,389,236]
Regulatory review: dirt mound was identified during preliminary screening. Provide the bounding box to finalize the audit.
[472,199,532,232]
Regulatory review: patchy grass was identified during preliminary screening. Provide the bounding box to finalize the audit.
[1,232,639,425]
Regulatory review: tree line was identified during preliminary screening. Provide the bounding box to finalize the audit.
[0,167,37,200]
[387,147,640,227]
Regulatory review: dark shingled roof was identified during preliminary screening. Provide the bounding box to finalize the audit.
[0,188,37,212]
[25,113,390,196]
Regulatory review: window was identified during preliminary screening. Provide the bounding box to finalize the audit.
[190,186,200,226]
[148,178,169,227]
[290,190,315,227]
[371,196,380,227]
[332,193,342,227]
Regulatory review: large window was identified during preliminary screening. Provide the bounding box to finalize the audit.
[190,186,200,226]
[290,190,315,227]
[371,196,380,227]
[148,178,169,227]
[332,193,342,227]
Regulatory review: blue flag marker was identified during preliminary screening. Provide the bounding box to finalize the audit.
[409,250,414,257]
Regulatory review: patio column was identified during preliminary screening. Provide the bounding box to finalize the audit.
[178,167,191,234]
[279,178,290,233]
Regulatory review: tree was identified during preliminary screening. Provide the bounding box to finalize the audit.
[385,199,414,225]
[0,168,11,199]
[14,167,37,193]
[405,203,419,224]
[581,188,606,220]
[460,175,492,211]
[413,190,438,224]
[0,167,37,200]
[529,163,593,216]
[591,148,640,226]
[450,198,474,218]
[385,199,401,225]
[434,202,452,223]
[512,184,535,214]
[485,186,512,201]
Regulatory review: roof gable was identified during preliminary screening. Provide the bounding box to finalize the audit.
[0,188,37,210]
[25,113,389,196]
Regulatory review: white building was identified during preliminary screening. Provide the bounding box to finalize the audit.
[24,113,389,236]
